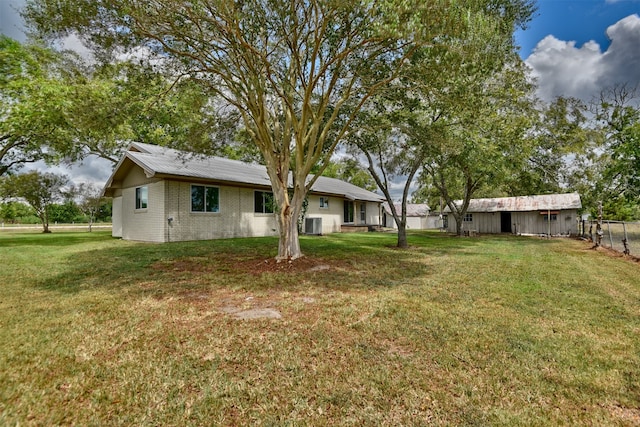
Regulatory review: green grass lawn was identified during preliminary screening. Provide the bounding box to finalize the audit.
[1,230,639,426]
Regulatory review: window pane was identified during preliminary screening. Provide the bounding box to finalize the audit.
[205,187,219,212]
[255,191,274,213]
[264,193,274,214]
[141,187,148,208]
[191,185,204,212]
[254,191,264,213]
[136,186,148,209]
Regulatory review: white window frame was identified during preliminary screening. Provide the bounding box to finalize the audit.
[463,213,473,222]
[320,197,329,209]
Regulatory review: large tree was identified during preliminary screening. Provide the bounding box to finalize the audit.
[592,84,640,202]
[0,171,69,233]
[319,158,377,192]
[351,1,535,245]
[25,0,532,259]
[55,61,226,164]
[505,96,592,196]
[421,59,536,235]
[1,34,222,172]
[0,36,77,175]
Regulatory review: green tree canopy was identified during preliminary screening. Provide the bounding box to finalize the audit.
[23,0,534,258]
[352,1,535,243]
[593,84,640,202]
[0,35,78,175]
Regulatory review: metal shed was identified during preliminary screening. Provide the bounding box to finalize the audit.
[444,193,582,236]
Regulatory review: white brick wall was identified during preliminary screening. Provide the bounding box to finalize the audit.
[121,180,166,242]
[305,196,381,233]
[305,195,343,233]
[164,181,278,242]
[111,196,122,237]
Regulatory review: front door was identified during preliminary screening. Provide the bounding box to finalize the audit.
[343,200,354,223]
[501,212,512,233]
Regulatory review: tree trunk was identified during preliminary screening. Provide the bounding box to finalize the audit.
[276,207,302,260]
[272,176,306,261]
[455,215,463,236]
[40,211,51,233]
[397,223,408,248]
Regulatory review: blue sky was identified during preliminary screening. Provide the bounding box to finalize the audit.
[516,0,640,58]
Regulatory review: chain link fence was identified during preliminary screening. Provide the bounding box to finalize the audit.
[580,220,640,256]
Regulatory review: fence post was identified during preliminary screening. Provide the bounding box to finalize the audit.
[622,221,630,255]
[595,202,603,247]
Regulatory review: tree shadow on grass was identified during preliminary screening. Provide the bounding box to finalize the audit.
[34,231,562,298]
[35,235,442,297]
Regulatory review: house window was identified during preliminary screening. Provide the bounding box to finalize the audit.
[255,191,274,214]
[463,213,473,222]
[191,185,219,212]
[542,213,557,221]
[360,203,366,221]
[320,197,329,209]
[135,186,148,209]
[343,200,354,223]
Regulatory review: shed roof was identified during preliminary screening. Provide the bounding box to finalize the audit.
[445,193,582,213]
[104,142,384,202]
[382,203,430,217]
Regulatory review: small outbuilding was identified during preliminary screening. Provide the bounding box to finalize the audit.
[444,193,582,236]
[382,203,435,229]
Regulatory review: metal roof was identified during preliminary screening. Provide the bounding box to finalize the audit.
[444,193,582,212]
[382,203,430,217]
[104,142,384,202]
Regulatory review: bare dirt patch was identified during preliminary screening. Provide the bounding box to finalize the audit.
[236,256,337,274]
[151,257,218,274]
[587,243,640,264]
[152,255,345,275]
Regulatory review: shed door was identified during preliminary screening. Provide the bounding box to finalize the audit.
[501,212,512,233]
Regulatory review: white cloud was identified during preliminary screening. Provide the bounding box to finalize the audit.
[25,157,114,189]
[525,14,640,102]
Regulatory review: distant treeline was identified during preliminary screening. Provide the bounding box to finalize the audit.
[0,200,112,224]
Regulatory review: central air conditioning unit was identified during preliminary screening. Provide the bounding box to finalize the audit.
[304,217,322,235]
